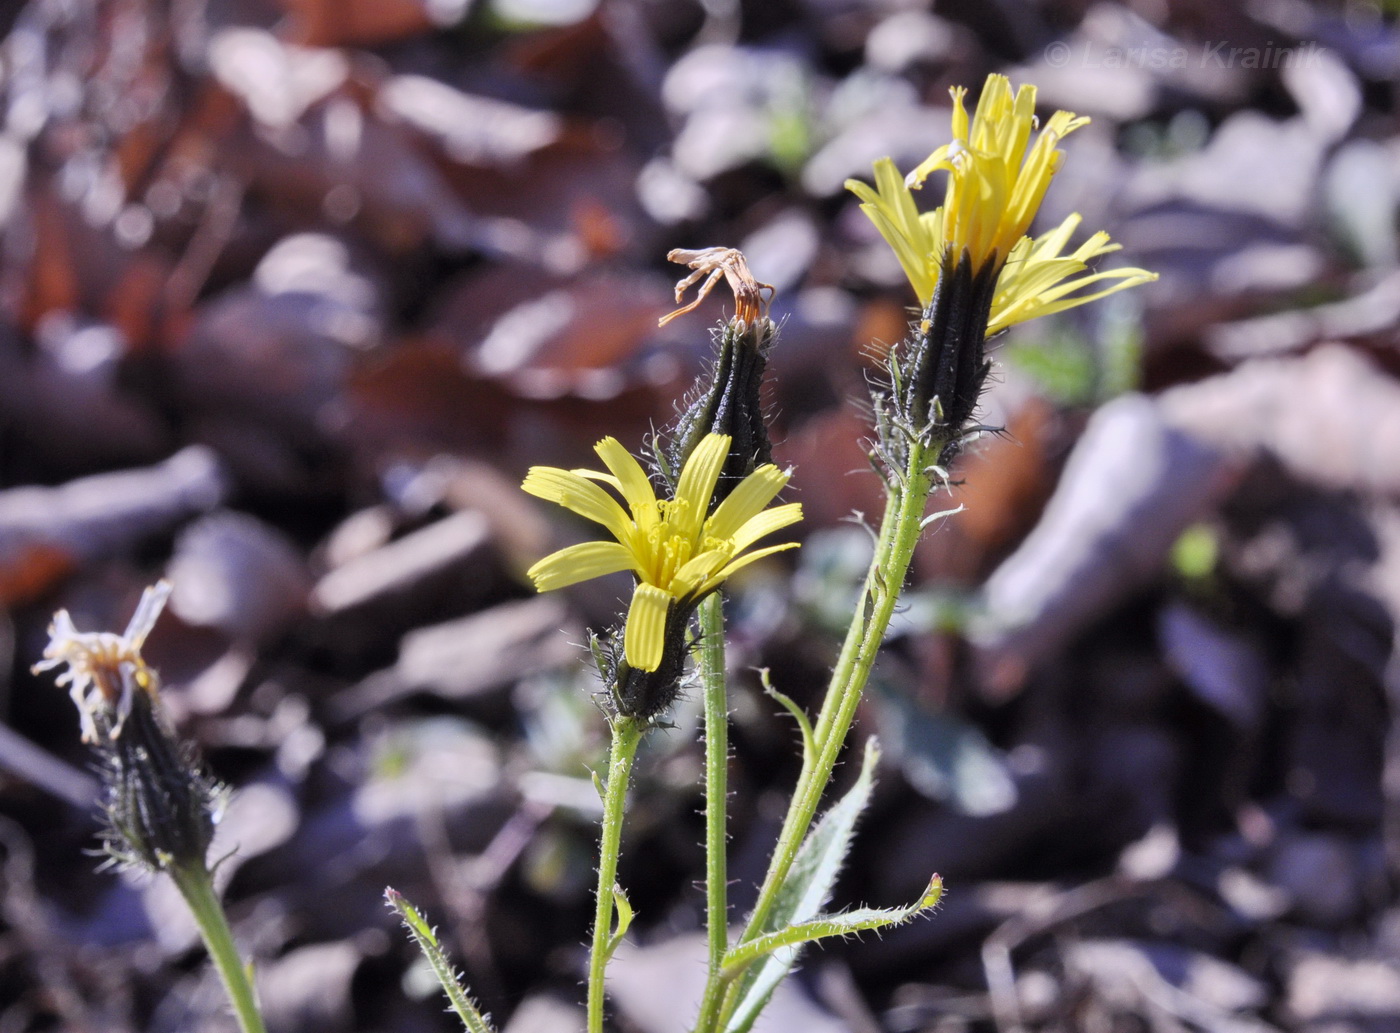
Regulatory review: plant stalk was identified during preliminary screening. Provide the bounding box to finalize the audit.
[692,438,941,1032]
[169,860,268,1033]
[588,716,643,1033]
[693,593,730,1033]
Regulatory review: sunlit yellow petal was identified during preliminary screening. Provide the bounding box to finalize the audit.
[698,541,801,595]
[708,465,791,539]
[989,267,1156,332]
[522,467,633,543]
[574,469,623,492]
[527,541,636,592]
[624,583,673,671]
[594,437,659,522]
[730,502,804,555]
[904,144,954,190]
[673,433,729,539]
[671,550,729,599]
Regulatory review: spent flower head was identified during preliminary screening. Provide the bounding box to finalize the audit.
[659,247,773,331]
[34,581,172,743]
[523,433,801,675]
[662,246,777,502]
[32,581,222,873]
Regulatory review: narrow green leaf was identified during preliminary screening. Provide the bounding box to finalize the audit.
[723,740,881,1033]
[606,883,634,959]
[760,670,814,768]
[723,875,942,976]
[385,888,495,1033]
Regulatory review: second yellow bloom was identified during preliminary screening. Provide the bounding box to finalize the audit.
[523,433,801,672]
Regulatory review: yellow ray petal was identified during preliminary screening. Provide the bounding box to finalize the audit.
[527,541,636,592]
[624,582,673,672]
[670,549,731,600]
[707,465,791,540]
[699,541,801,595]
[594,437,659,524]
[672,433,730,540]
[522,467,634,544]
[730,502,804,555]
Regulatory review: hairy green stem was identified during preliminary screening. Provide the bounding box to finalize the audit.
[693,593,730,1033]
[169,861,267,1033]
[692,438,941,1033]
[588,716,642,1033]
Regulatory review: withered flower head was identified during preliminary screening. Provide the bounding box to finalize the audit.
[34,581,172,744]
[660,247,778,503]
[659,247,773,331]
[33,582,222,873]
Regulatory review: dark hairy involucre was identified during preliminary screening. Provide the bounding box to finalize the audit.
[602,600,696,720]
[897,249,1000,437]
[95,688,221,873]
[668,318,775,507]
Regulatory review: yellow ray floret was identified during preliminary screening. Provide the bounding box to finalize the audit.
[522,433,801,672]
[844,73,1155,329]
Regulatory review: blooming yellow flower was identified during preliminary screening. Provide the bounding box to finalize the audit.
[845,73,1155,333]
[523,433,801,672]
[33,581,171,743]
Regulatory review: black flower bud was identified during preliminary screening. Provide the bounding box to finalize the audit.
[668,316,774,504]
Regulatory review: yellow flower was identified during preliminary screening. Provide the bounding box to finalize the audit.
[523,433,801,672]
[844,73,1155,332]
[33,581,171,743]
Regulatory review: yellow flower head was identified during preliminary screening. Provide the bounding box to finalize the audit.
[33,581,171,744]
[845,73,1156,333]
[523,433,801,673]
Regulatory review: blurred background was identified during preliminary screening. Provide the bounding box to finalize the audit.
[1,0,1399,1030]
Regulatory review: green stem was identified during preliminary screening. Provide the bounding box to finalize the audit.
[694,439,941,1033]
[169,861,268,1033]
[588,716,642,1033]
[693,593,730,1033]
